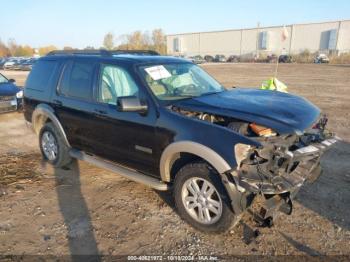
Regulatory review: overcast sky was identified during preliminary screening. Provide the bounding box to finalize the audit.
[1,0,349,48]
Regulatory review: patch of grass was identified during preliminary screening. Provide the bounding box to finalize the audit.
[0,153,42,186]
[292,49,317,63]
[329,53,350,64]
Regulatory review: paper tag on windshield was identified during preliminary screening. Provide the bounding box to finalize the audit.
[144,65,171,80]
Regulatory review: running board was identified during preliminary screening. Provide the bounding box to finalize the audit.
[69,149,169,191]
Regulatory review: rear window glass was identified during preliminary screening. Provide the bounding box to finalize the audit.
[59,60,95,100]
[25,60,59,91]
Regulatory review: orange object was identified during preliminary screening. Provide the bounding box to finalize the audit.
[250,123,276,137]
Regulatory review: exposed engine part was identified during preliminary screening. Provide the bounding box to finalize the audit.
[228,121,250,135]
[249,123,277,137]
[199,113,215,122]
[171,106,220,123]
[171,106,257,135]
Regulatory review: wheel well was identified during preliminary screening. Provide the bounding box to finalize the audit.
[169,152,212,182]
[33,113,52,134]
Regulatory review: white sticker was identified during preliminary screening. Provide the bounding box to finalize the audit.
[144,65,171,80]
[10,99,17,106]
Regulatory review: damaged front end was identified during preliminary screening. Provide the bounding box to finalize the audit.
[229,115,340,226]
[170,103,340,226]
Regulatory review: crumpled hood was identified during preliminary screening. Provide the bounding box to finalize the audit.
[0,83,21,96]
[173,88,321,134]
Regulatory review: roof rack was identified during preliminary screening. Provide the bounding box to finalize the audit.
[47,49,160,56]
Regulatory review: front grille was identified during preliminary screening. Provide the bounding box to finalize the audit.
[0,96,15,101]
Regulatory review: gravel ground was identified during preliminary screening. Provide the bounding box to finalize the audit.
[0,64,349,259]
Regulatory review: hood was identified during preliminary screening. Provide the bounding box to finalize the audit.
[173,88,320,134]
[0,83,21,96]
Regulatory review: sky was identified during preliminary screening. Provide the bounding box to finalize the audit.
[1,0,350,48]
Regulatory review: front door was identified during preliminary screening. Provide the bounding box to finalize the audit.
[90,63,159,176]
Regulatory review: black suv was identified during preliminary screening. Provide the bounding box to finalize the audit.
[24,50,338,233]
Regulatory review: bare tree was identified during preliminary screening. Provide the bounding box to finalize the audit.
[152,29,166,54]
[0,39,10,57]
[7,38,17,56]
[103,32,114,50]
[113,29,167,54]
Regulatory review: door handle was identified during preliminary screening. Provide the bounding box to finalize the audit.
[94,109,107,115]
[53,99,62,106]
[93,109,108,118]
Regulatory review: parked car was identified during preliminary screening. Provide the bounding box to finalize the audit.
[18,58,37,71]
[266,54,278,63]
[190,55,205,64]
[204,55,214,62]
[314,54,329,63]
[0,58,7,69]
[3,59,17,70]
[24,50,338,233]
[278,55,293,63]
[0,73,23,113]
[12,59,27,70]
[214,54,227,62]
[227,55,240,63]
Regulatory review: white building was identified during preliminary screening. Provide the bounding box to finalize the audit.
[166,20,350,58]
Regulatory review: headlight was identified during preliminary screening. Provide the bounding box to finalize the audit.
[16,90,23,99]
[234,143,252,169]
[250,123,277,137]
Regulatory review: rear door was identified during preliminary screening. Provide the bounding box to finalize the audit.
[51,57,98,153]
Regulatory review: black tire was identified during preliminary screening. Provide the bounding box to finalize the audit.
[174,161,237,233]
[39,122,72,168]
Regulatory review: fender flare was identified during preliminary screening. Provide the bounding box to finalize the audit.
[31,104,71,147]
[160,141,232,182]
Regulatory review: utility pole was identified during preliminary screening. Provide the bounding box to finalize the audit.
[335,21,342,55]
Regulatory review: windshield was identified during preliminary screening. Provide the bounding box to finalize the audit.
[0,74,8,84]
[140,63,225,101]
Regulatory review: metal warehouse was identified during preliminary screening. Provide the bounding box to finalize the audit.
[166,20,350,58]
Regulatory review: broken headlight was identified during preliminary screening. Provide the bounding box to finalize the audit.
[234,143,252,168]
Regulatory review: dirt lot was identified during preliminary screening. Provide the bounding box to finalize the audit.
[0,64,349,258]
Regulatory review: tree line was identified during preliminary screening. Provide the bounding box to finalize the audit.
[0,38,58,57]
[103,29,167,54]
[0,28,166,57]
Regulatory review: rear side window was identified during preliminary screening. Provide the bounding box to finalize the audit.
[59,60,95,100]
[25,60,59,91]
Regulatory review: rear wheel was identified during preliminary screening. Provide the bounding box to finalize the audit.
[39,122,72,168]
[174,162,237,233]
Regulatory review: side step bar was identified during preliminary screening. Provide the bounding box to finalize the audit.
[69,149,169,191]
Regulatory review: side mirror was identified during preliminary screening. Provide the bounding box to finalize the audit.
[117,96,148,113]
[8,79,16,83]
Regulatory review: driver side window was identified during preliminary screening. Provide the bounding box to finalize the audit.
[98,64,139,105]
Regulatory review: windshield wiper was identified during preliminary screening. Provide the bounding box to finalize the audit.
[175,94,199,98]
[200,91,223,97]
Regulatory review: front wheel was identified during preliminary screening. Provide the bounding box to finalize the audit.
[174,162,237,233]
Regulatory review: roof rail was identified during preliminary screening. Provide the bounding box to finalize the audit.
[110,50,160,56]
[47,50,110,56]
[47,49,160,56]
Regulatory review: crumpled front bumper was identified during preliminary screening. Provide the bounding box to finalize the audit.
[223,134,340,225]
[236,135,340,195]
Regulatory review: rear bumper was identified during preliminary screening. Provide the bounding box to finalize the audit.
[0,98,18,113]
